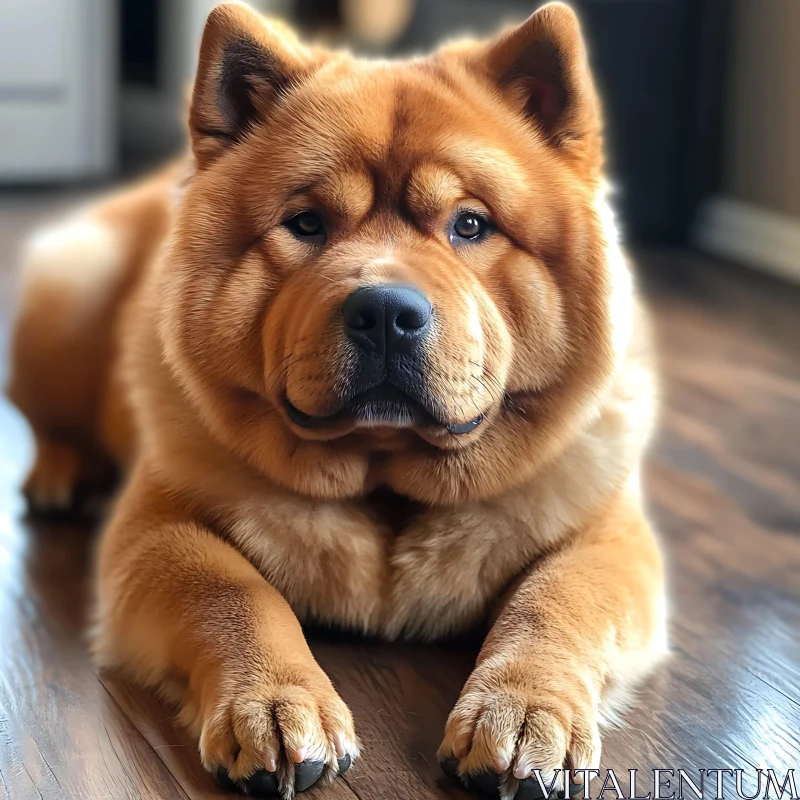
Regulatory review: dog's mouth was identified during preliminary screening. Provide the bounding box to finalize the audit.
[285,384,483,435]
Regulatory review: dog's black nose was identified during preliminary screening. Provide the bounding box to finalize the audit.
[342,285,432,355]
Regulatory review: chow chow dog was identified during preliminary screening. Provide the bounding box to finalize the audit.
[8,2,666,798]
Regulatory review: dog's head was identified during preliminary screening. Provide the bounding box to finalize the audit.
[159,2,632,504]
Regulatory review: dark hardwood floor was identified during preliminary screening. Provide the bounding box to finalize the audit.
[0,194,798,799]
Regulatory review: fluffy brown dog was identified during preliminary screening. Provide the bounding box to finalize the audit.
[8,3,666,798]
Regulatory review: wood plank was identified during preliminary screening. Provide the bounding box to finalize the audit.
[0,503,191,800]
[309,634,478,800]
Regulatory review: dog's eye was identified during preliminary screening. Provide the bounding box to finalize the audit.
[450,212,491,245]
[285,211,326,243]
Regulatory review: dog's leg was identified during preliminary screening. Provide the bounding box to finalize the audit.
[8,169,176,512]
[438,489,666,799]
[7,216,126,510]
[93,465,358,797]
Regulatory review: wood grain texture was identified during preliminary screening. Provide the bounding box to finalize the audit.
[0,195,798,799]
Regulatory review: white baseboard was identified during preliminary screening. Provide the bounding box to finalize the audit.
[692,195,800,284]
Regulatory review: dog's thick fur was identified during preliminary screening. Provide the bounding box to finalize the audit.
[8,3,666,798]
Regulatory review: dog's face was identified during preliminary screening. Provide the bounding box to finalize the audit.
[160,2,631,504]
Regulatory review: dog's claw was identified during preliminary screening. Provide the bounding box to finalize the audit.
[440,761,585,799]
[294,760,325,792]
[246,769,281,796]
[215,767,279,797]
[469,771,501,795]
[216,760,328,797]
[516,778,585,799]
[516,777,549,799]
[337,754,352,775]
[440,756,459,779]
[215,767,238,791]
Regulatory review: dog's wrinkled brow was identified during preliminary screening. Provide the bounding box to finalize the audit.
[285,181,324,201]
[440,144,529,199]
[283,172,375,222]
[406,164,463,223]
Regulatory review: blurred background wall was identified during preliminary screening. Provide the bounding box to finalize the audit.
[1,0,798,282]
[724,1,800,219]
[694,0,800,283]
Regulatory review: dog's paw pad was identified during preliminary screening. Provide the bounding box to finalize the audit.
[216,761,329,796]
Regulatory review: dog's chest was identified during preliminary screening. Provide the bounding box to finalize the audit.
[226,489,532,639]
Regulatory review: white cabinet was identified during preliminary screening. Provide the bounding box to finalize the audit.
[0,0,115,181]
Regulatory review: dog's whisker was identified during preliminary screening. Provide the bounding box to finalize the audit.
[470,374,499,406]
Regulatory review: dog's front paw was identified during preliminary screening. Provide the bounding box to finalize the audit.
[196,666,358,798]
[438,659,599,800]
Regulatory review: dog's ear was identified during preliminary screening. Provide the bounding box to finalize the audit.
[467,3,601,159]
[189,2,317,166]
